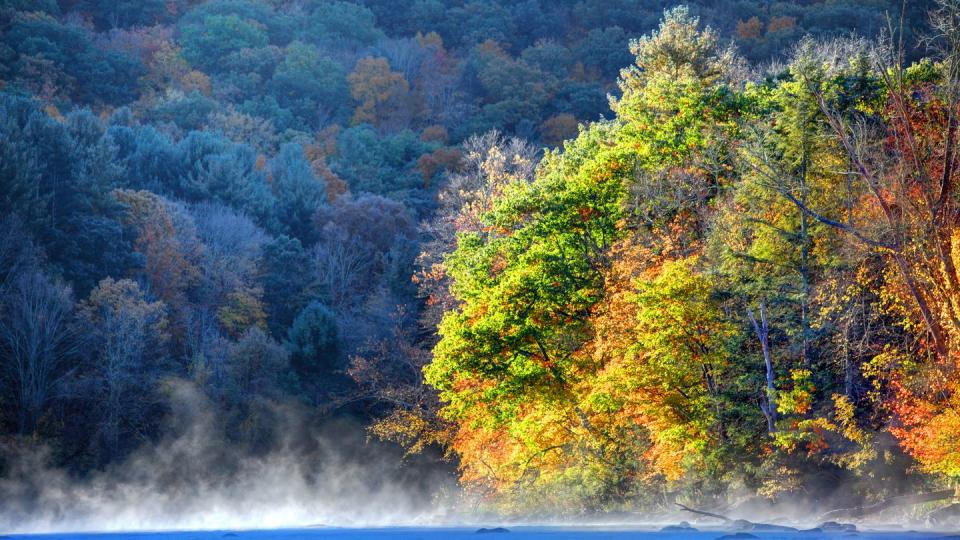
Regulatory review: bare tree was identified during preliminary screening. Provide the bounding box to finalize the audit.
[190,202,267,305]
[0,271,76,434]
[311,193,417,309]
[77,278,169,462]
[374,37,428,83]
[98,308,149,458]
[182,305,230,392]
[310,235,369,308]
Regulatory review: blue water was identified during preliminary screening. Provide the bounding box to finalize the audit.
[4,527,956,540]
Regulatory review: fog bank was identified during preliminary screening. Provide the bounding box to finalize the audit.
[0,382,459,534]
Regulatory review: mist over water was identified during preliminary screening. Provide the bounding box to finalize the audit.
[0,382,459,534]
[0,382,952,536]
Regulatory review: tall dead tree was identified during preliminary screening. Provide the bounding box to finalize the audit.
[748,299,777,434]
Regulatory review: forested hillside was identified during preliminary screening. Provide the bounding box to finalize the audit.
[1,0,956,523]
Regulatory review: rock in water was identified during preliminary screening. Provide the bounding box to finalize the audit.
[661,521,698,532]
[476,528,510,534]
[750,523,798,532]
[818,521,857,532]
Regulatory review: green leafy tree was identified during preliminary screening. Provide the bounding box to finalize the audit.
[299,1,384,46]
[260,235,314,336]
[0,97,134,293]
[424,121,628,503]
[269,143,327,244]
[179,14,269,72]
[2,12,145,105]
[287,301,340,380]
[269,42,349,127]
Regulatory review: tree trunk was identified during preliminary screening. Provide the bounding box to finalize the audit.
[799,151,812,368]
[748,300,776,434]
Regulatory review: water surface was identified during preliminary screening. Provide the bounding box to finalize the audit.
[6,526,957,540]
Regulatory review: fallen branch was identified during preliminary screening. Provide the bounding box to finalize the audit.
[674,504,798,532]
[675,503,733,523]
[818,490,955,522]
[926,502,960,525]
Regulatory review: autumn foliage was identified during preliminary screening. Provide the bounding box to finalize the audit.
[413,5,960,514]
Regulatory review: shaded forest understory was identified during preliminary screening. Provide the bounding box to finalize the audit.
[3,0,960,526]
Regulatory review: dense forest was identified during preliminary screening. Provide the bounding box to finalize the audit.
[2,0,959,526]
